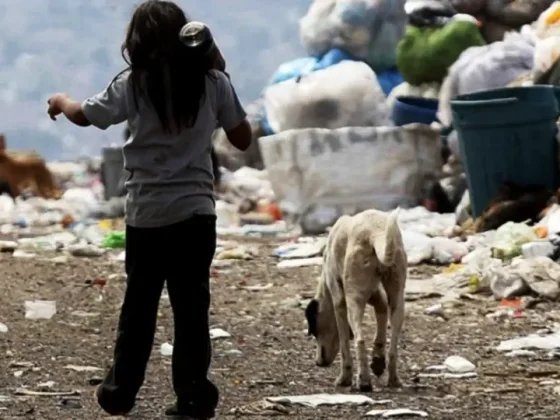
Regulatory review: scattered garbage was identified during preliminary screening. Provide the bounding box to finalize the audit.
[160,342,174,357]
[68,244,106,258]
[274,238,326,259]
[491,222,539,260]
[102,231,125,248]
[420,355,477,379]
[64,365,102,373]
[497,330,560,352]
[505,349,537,358]
[14,388,80,397]
[210,328,231,339]
[365,408,429,418]
[265,394,386,408]
[24,300,56,320]
[0,323,7,333]
[277,257,324,269]
[161,328,231,357]
[443,355,476,374]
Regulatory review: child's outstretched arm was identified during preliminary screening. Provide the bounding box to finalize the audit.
[47,72,128,130]
[47,94,91,127]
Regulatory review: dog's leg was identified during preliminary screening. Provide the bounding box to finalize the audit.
[332,287,353,388]
[386,284,405,388]
[368,288,388,378]
[347,294,371,392]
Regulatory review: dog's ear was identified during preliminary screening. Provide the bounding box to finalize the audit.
[305,299,319,337]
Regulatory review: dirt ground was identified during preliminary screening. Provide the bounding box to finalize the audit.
[1,236,560,420]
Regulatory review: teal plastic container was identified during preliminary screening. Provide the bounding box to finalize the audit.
[450,86,560,218]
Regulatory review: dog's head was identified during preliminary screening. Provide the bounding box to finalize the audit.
[305,295,339,367]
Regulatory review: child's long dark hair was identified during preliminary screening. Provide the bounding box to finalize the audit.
[121,0,214,133]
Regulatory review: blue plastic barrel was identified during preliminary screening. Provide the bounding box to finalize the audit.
[392,96,439,126]
[450,86,560,217]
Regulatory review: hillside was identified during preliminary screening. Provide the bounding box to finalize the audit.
[0,0,307,160]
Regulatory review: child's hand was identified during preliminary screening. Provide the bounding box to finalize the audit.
[47,93,69,121]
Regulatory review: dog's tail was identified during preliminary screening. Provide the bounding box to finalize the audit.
[372,207,401,267]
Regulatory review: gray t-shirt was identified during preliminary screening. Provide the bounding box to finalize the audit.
[82,70,247,228]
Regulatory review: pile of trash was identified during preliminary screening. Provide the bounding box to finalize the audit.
[207,1,560,238]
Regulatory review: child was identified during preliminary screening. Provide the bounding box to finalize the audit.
[46,1,252,418]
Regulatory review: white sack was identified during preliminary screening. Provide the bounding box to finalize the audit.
[259,125,441,234]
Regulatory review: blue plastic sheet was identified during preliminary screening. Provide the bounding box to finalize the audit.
[377,69,404,96]
[268,49,356,87]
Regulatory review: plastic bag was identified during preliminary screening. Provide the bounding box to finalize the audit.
[376,69,405,96]
[491,257,560,299]
[268,49,355,87]
[102,231,125,248]
[258,125,442,234]
[263,61,391,133]
[533,35,560,78]
[386,82,441,109]
[396,15,486,85]
[299,0,407,73]
[431,237,469,264]
[491,221,539,260]
[535,1,560,39]
[438,31,535,126]
[402,230,434,265]
[269,57,317,86]
[439,252,504,294]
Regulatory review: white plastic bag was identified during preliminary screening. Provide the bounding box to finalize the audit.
[491,222,539,260]
[299,0,407,72]
[533,35,560,78]
[401,230,434,265]
[438,32,535,126]
[534,1,560,39]
[491,257,560,299]
[386,82,441,110]
[263,61,391,134]
[259,125,442,234]
[431,237,469,265]
[25,300,57,320]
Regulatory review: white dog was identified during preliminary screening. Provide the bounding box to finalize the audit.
[305,208,407,391]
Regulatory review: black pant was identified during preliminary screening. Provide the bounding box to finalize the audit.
[97,215,218,415]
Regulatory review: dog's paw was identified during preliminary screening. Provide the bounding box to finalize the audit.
[387,376,403,388]
[370,356,386,377]
[334,374,352,388]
